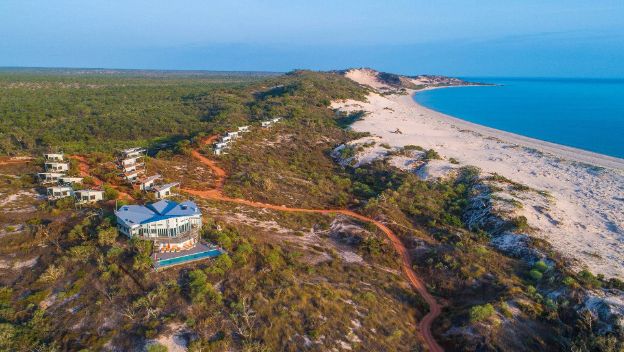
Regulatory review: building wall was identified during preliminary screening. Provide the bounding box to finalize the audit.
[76,191,103,203]
[117,214,201,238]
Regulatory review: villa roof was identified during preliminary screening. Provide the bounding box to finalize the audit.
[140,174,161,184]
[115,199,201,227]
[153,182,179,192]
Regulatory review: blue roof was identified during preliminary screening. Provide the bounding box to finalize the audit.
[115,199,201,228]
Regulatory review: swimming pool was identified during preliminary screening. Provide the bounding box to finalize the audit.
[155,248,223,269]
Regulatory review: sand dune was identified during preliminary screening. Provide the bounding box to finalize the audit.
[332,83,624,279]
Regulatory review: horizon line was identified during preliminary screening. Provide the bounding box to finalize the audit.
[1,65,623,80]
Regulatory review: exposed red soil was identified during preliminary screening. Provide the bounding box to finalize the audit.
[182,136,444,352]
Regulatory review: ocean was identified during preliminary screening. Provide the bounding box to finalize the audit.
[414,78,624,159]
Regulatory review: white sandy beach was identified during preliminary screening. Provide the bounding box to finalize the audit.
[333,70,624,278]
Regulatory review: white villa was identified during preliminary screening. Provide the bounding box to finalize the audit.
[44,153,64,161]
[226,131,240,139]
[118,147,146,182]
[262,117,282,128]
[44,162,69,172]
[115,199,202,252]
[153,182,179,199]
[120,147,146,159]
[124,169,143,182]
[38,172,65,184]
[75,189,104,204]
[46,186,73,200]
[139,174,161,191]
[238,126,250,133]
[213,141,229,155]
[59,176,83,184]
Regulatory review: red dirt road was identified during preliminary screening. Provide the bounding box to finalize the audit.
[182,136,444,352]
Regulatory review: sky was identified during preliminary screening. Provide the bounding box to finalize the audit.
[1,0,624,77]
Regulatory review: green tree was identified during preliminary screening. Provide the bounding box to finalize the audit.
[103,184,119,200]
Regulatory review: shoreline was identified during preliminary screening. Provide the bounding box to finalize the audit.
[408,88,624,171]
[332,84,624,278]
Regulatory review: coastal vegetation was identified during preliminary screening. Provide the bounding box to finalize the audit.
[0,69,621,351]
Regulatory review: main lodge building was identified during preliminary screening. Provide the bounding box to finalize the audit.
[115,199,202,252]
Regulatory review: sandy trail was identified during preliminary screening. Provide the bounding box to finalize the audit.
[182,136,444,352]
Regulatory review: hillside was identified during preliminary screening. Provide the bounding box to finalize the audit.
[0,69,621,351]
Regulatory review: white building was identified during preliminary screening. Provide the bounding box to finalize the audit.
[75,189,104,204]
[59,176,83,184]
[44,162,69,172]
[115,199,202,251]
[124,169,143,182]
[120,147,146,159]
[271,117,281,123]
[226,131,240,139]
[238,126,250,133]
[46,186,74,200]
[153,182,179,199]
[38,172,65,184]
[139,174,161,191]
[261,121,272,128]
[220,135,232,142]
[214,142,229,149]
[44,153,64,161]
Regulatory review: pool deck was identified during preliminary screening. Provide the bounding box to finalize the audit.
[155,242,214,261]
[153,242,223,270]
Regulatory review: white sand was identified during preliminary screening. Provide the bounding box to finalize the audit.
[333,71,624,278]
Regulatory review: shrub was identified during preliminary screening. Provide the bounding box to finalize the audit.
[38,264,66,283]
[511,216,530,231]
[577,270,602,289]
[55,196,75,210]
[147,343,168,352]
[103,184,119,200]
[206,254,233,276]
[423,149,441,160]
[562,276,577,287]
[69,245,95,262]
[188,270,209,304]
[403,145,424,151]
[97,226,118,246]
[233,242,253,265]
[469,303,495,323]
[529,269,543,281]
[0,323,16,350]
[533,260,548,272]
[265,248,283,270]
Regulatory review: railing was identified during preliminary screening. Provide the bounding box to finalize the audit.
[138,227,200,244]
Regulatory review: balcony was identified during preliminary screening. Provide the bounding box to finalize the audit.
[138,226,200,245]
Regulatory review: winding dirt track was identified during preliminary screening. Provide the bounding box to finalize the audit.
[181,136,444,352]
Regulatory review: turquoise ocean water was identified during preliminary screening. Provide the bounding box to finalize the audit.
[414,78,624,159]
